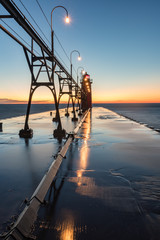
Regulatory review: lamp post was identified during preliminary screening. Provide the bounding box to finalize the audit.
[50,6,70,138]
[69,50,81,121]
[51,6,70,58]
[70,50,81,79]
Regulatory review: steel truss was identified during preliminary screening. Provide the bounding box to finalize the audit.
[0,0,86,138]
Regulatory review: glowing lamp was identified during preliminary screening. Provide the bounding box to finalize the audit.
[65,16,70,23]
[78,56,82,61]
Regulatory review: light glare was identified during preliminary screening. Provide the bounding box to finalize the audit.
[78,56,82,61]
[65,16,70,23]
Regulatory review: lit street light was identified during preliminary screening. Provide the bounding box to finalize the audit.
[69,50,81,121]
[50,5,70,126]
[70,50,81,79]
[51,6,70,59]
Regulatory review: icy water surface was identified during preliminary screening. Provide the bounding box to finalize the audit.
[94,103,160,130]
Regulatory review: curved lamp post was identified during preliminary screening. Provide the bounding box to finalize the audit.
[51,6,70,57]
[70,50,81,79]
[50,6,70,134]
[69,50,81,121]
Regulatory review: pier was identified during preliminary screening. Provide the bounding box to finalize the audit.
[1,1,160,239]
[0,107,160,239]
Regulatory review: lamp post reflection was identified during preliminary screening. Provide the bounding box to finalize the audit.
[56,113,91,240]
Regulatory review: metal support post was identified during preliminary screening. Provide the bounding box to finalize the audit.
[19,41,34,138]
[65,96,70,117]
[51,30,65,139]
[71,97,78,121]
[0,122,3,132]
[78,98,82,116]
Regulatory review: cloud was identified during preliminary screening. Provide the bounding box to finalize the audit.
[0,98,49,104]
[0,98,27,104]
[0,98,68,104]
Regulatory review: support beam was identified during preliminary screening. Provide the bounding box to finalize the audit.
[0,0,80,87]
[0,0,89,140]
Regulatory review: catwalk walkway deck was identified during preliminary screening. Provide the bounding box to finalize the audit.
[1,107,160,239]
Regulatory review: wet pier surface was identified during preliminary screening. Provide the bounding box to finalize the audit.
[1,107,160,239]
[0,108,75,232]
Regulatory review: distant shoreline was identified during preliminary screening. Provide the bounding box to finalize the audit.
[0,104,67,120]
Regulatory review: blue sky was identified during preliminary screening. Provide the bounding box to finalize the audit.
[0,0,160,103]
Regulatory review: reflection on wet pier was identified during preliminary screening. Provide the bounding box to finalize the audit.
[33,108,160,240]
[1,108,160,240]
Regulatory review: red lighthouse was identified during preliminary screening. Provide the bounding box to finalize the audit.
[81,73,92,111]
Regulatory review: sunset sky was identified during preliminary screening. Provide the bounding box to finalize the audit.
[0,0,160,103]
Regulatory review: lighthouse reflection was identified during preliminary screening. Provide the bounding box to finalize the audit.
[36,112,92,240]
[55,210,74,240]
[53,113,91,240]
[76,112,91,187]
[61,113,91,240]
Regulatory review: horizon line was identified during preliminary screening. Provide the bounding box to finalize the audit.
[1,101,160,104]
[0,98,160,104]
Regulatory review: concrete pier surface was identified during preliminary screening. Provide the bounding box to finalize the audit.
[0,108,78,233]
[1,107,160,239]
[33,107,160,240]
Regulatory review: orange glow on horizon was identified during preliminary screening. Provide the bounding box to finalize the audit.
[0,99,69,104]
[92,82,160,104]
[1,98,160,104]
[92,94,160,104]
[1,88,160,105]
[92,100,160,104]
